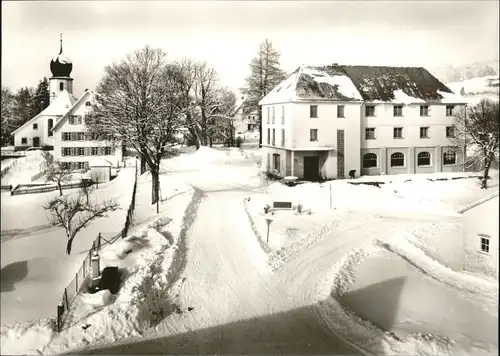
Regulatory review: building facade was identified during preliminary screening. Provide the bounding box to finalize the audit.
[259,64,466,180]
[458,191,499,279]
[12,36,122,169]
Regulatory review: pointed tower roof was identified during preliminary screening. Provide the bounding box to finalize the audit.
[50,33,73,77]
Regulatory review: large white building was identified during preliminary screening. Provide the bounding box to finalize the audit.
[12,37,122,169]
[259,64,466,180]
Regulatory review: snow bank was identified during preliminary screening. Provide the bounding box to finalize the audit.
[36,189,194,355]
[162,146,248,170]
[317,246,455,356]
[377,235,498,314]
[0,318,55,355]
[0,178,194,355]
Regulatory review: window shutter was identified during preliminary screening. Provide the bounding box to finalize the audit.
[61,147,65,156]
[84,147,90,156]
[112,146,115,155]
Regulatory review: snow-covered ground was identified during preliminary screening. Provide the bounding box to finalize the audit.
[0,150,49,186]
[446,75,499,104]
[1,168,136,326]
[1,146,498,355]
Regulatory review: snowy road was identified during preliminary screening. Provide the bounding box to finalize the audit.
[69,153,496,355]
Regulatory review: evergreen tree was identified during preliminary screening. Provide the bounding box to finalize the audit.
[12,87,36,129]
[32,77,50,115]
[241,39,286,147]
[1,86,15,146]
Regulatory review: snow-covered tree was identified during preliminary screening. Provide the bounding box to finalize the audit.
[43,194,118,255]
[32,77,50,115]
[454,99,499,188]
[87,46,184,210]
[241,39,287,147]
[1,86,15,146]
[12,87,36,129]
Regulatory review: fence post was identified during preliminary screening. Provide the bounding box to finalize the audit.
[98,233,101,251]
[64,288,69,310]
[57,303,64,332]
[75,272,78,294]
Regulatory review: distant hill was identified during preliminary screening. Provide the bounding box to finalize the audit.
[445,75,499,104]
[431,60,499,84]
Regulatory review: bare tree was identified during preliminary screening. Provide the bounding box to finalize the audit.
[241,39,287,147]
[43,195,119,255]
[46,161,72,196]
[87,46,184,211]
[80,179,96,205]
[454,99,499,188]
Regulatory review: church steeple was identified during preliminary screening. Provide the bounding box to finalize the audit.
[49,34,74,103]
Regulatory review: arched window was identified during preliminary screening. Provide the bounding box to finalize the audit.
[443,151,456,165]
[60,83,64,91]
[47,118,53,137]
[363,153,377,168]
[417,152,431,166]
[85,101,92,106]
[390,152,405,167]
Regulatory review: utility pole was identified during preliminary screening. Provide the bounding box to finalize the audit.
[463,103,467,172]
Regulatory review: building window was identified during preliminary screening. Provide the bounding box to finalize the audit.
[393,105,403,117]
[417,151,431,166]
[365,128,376,140]
[273,153,280,171]
[310,105,318,118]
[91,147,99,156]
[281,105,285,124]
[272,106,275,124]
[480,235,490,253]
[443,151,456,165]
[337,105,345,118]
[74,147,85,156]
[272,129,275,145]
[104,147,112,155]
[420,105,429,116]
[85,101,92,107]
[420,127,430,138]
[267,128,270,144]
[310,129,318,141]
[60,83,64,91]
[62,147,72,156]
[390,152,405,167]
[446,105,455,116]
[69,115,82,125]
[393,127,403,139]
[48,119,53,137]
[363,153,377,168]
[365,105,375,117]
[62,132,71,141]
[267,107,270,124]
[281,128,285,147]
[33,123,38,130]
[21,138,27,144]
[446,126,455,138]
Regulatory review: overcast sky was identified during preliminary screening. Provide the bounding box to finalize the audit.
[2,0,498,96]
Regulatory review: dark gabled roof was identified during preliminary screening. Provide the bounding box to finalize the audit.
[339,65,453,102]
[259,63,459,105]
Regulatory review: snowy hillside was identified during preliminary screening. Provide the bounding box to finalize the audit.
[446,75,499,104]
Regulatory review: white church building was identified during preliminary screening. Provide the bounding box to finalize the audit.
[12,36,122,169]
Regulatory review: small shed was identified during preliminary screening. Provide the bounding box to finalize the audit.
[458,190,499,279]
[90,158,112,184]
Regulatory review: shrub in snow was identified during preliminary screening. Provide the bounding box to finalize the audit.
[297,204,303,213]
[264,204,271,214]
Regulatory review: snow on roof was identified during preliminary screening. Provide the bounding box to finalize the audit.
[52,90,93,132]
[391,89,426,104]
[12,90,77,135]
[260,64,460,105]
[89,158,112,167]
[457,190,499,214]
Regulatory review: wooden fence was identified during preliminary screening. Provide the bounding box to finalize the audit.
[56,165,139,332]
[11,182,85,196]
